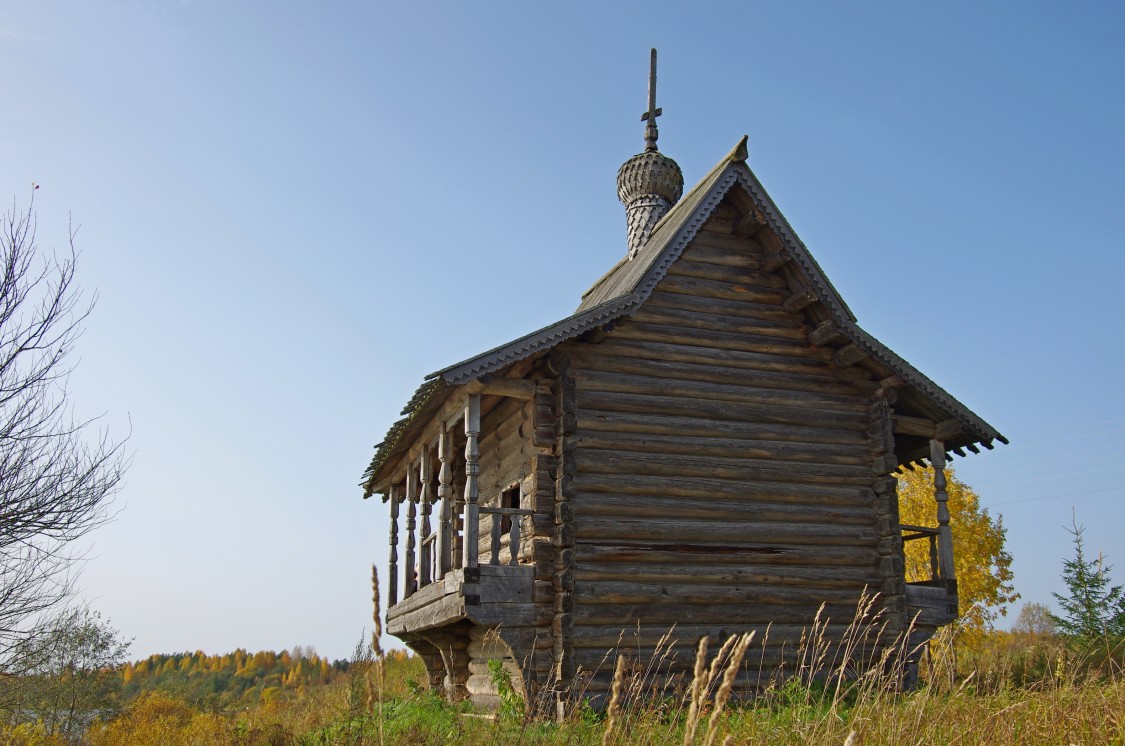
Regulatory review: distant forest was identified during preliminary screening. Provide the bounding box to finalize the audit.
[115,647,410,711]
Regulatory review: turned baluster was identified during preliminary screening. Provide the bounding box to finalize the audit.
[438,425,453,577]
[930,439,955,581]
[388,484,399,606]
[463,394,481,570]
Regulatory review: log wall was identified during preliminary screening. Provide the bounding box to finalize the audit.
[559,200,900,696]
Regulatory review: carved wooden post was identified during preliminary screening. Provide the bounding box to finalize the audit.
[509,501,521,568]
[438,425,453,577]
[930,439,955,581]
[388,484,400,607]
[419,449,432,587]
[490,510,502,566]
[464,393,481,570]
[404,467,418,598]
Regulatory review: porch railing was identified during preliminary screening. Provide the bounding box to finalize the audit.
[900,524,942,581]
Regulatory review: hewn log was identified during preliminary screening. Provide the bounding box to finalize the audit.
[478,376,536,399]
[688,228,763,253]
[935,418,964,441]
[614,321,828,361]
[893,415,936,437]
[630,305,806,339]
[570,491,872,525]
[576,408,864,447]
[572,516,878,546]
[645,289,791,322]
[574,471,871,506]
[572,601,866,627]
[567,622,854,649]
[678,242,762,270]
[574,580,867,606]
[808,320,844,346]
[572,540,880,569]
[782,287,818,313]
[834,343,869,368]
[569,346,872,398]
[574,561,876,587]
[665,259,787,289]
[573,368,867,414]
[574,430,868,466]
[655,274,785,305]
[576,448,876,485]
[762,250,790,273]
[734,210,766,238]
[578,390,867,431]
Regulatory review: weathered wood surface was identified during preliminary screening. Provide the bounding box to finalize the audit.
[557,195,910,681]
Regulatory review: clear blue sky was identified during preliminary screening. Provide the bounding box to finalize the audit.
[2,1,1123,661]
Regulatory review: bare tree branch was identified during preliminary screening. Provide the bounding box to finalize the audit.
[0,195,128,673]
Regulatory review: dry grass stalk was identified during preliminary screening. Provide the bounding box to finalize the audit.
[683,636,710,745]
[703,632,754,746]
[603,655,628,746]
[370,563,385,746]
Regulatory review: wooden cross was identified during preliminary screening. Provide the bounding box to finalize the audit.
[641,48,661,152]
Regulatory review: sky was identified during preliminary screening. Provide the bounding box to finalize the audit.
[2,1,1123,661]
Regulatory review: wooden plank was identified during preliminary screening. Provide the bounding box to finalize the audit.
[479,377,536,399]
[893,415,936,437]
[386,591,465,636]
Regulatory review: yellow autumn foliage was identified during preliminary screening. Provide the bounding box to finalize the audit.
[897,466,1019,647]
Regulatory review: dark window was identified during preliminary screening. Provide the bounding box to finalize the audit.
[500,486,520,534]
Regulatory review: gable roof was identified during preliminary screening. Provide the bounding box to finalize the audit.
[363,137,1005,495]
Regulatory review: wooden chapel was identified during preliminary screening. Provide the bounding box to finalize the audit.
[361,51,1005,711]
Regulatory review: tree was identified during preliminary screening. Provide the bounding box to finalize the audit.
[1050,517,1125,639]
[0,197,127,673]
[22,607,131,739]
[1012,602,1057,638]
[897,466,1019,645]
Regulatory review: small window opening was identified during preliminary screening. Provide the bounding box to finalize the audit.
[500,485,520,534]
